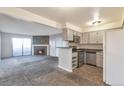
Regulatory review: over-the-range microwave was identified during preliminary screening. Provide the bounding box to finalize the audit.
[73,36,80,43]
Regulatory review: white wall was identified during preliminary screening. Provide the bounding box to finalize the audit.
[50,33,63,57]
[105,28,124,85]
[0,32,1,59]
[0,8,62,29]
[0,14,62,36]
[1,32,32,58]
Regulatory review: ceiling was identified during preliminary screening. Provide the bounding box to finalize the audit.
[0,14,62,35]
[0,7,124,35]
[22,7,124,28]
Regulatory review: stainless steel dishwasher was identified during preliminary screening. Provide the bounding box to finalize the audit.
[86,51,96,66]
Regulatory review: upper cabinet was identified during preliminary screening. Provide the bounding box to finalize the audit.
[82,32,89,44]
[62,28,82,44]
[63,28,73,41]
[89,32,98,44]
[62,28,104,44]
[81,31,103,44]
[73,31,77,36]
[97,31,103,44]
[77,32,82,44]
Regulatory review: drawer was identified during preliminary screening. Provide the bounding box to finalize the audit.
[72,52,78,57]
[72,57,77,59]
[72,64,77,69]
[97,51,103,55]
[72,60,77,63]
[72,62,78,65]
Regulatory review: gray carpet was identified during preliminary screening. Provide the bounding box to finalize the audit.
[0,56,104,86]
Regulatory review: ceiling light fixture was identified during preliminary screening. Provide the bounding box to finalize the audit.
[92,20,102,25]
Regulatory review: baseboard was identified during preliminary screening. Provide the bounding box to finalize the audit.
[58,65,73,72]
[103,82,111,86]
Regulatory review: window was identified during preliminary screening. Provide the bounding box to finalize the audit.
[12,38,31,56]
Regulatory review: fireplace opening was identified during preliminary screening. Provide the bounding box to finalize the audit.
[33,46,47,55]
[37,49,45,55]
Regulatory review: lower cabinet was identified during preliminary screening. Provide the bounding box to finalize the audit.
[72,52,78,69]
[96,51,103,68]
[84,50,103,68]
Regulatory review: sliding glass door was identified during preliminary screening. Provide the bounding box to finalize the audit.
[12,38,31,56]
[23,38,31,56]
[12,38,23,56]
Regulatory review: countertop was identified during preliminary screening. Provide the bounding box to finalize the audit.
[56,47,72,48]
[73,48,103,52]
[56,47,103,52]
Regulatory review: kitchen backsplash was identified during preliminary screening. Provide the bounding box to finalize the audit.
[77,44,103,49]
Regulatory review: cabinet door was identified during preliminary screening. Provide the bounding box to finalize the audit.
[89,32,98,44]
[73,31,77,36]
[76,32,80,36]
[62,28,67,40]
[78,32,83,44]
[63,28,73,41]
[82,33,89,44]
[97,31,103,44]
[96,51,103,67]
[75,32,81,44]
[67,29,73,41]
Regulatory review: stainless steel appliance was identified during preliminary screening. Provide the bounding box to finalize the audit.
[73,36,80,43]
[77,50,84,67]
[86,51,96,66]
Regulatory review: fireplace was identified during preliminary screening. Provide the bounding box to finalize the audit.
[32,45,49,56]
[37,49,44,55]
[33,46,47,55]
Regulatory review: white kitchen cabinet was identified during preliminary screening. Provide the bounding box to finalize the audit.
[82,32,89,44]
[63,28,73,41]
[73,31,77,36]
[78,32,83,44]
[76,32,81,36]
[96,51,103,68]
[89,32,98,44]
[97,31,103,44]
[82,31,103,44]
[80,33,83,44]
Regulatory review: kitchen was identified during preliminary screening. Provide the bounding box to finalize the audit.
[58,27,103,72]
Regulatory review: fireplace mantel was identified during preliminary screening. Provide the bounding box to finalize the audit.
[32,44,50,56]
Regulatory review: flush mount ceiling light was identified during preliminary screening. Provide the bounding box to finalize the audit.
[86,19,103,26]
[92,20,102,25]
[86,10,103,26]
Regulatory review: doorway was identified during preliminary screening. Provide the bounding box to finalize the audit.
[12,38,31,56]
